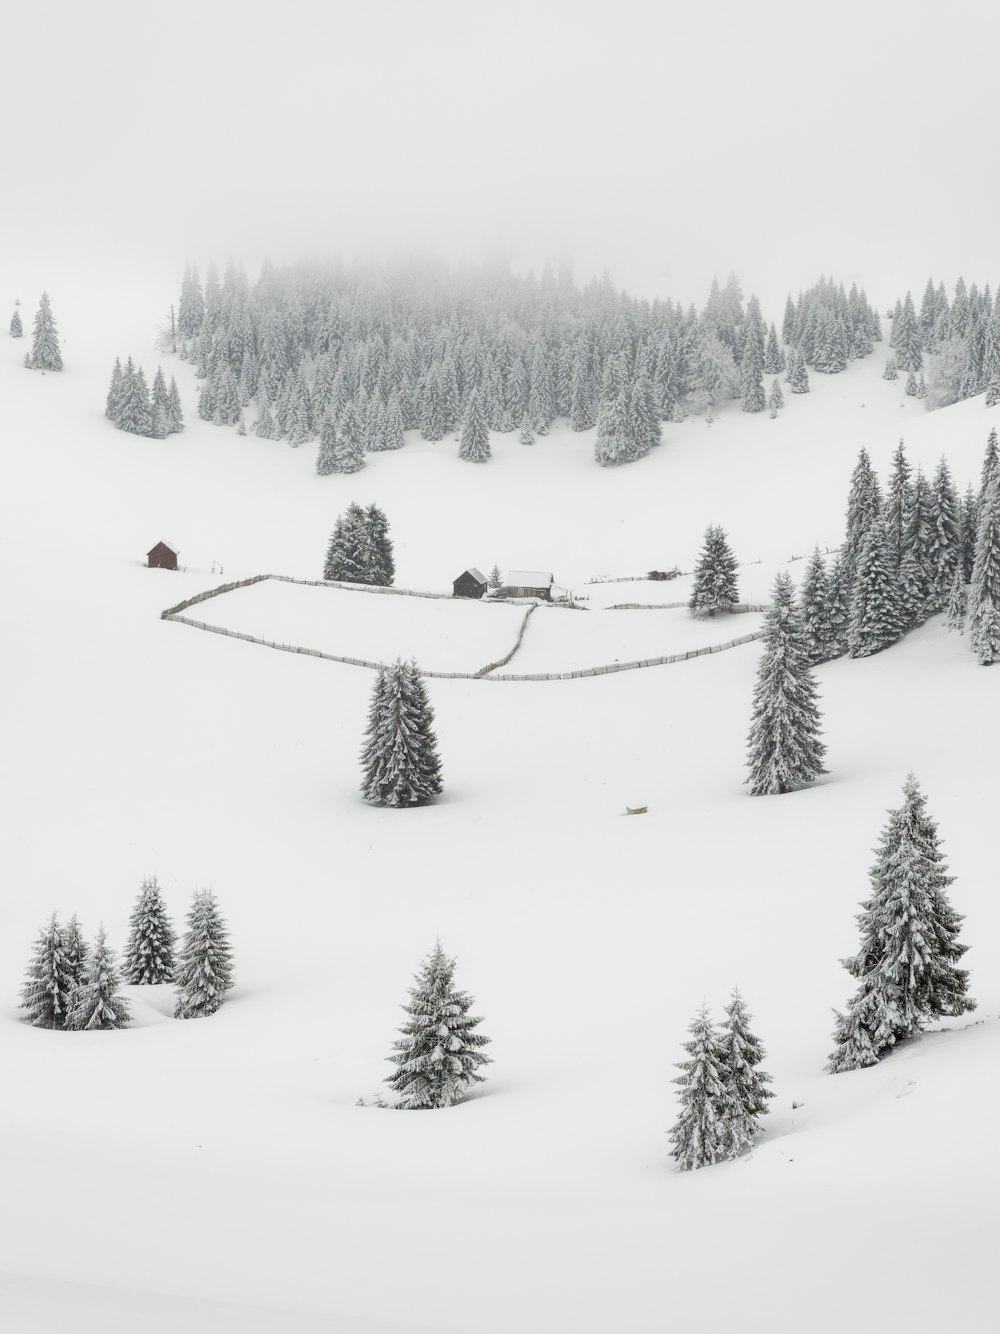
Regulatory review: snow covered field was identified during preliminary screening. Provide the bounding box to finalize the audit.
[183,577,528,674]
[2,265,1000,1333]
[508,600,765,672]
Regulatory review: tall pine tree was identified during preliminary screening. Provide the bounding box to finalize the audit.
[173,891,234,1019]
[746,572,826,795]
[829,776,974,1072]
[121,876,176,984]
[360,660,442,807]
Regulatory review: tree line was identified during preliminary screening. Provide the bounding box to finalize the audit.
[165,262,882,472]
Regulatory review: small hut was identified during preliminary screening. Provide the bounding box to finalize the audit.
[453,568,487,599]
[147,540,179,571]
[505,570,554,600]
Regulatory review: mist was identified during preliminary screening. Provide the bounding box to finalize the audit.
[3,0,999,310]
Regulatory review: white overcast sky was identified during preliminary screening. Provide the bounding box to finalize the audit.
[3,0,998,311]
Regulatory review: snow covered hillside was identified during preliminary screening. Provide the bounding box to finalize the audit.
[2,268,999,1334]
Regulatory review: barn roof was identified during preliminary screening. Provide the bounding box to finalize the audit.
[463,567,486,583]
[506,569,553,586]
[148,540,179,555]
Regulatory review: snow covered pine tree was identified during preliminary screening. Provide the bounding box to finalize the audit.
[27,291,62,370]
[385,940,491,1109]
[746,572,826,795]
[173,891,235,1019]
[19,914,73,1029]
[688,525,739,615]
[719,989,774,1157]
[121,875,176,984]
[828,775,975,1072]
[360,660,442,807]
[65,926,131,1031]
[669,1005,732,1171]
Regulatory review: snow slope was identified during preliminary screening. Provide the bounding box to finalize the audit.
[2,266,999,1334]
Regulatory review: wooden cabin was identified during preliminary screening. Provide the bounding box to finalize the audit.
[147,540,179,571]
[505,569,554,600]
[453,567,487,599]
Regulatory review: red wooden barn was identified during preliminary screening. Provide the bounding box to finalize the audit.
[147,540,179,570]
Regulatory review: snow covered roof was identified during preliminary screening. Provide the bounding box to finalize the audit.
[506,570,553,586]
[464,567,486,583]
[150,539,179,554]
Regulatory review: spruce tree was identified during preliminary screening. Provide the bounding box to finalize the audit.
[668,1005,731,1171]
[842,448,883,586]
[115,359,153,436]
[848,524,902,657]
[927,457,961,610]
[689,525,739,616]
[167,378,184,434]
[905,371,917,396]
[719,989,773,1157]
[884,438,913,572]
[763,323,784,375]
[65,926,131,1031]
[361,503,395,585]
[799,548,834,664]
[105,358,124,419]
[825,552,851,658]
[385,940,491,1109]
[969,474,1000,664]
[519,417,535,446]
[62,913,88,995]
[316,416,339,475]
[254,400,278,440]
[767,377,783,417]
[488,564,503,591]
[121,875,176,984]
[458,386,491,462]
[746,572,826,795]
[883,357,898,381]
[980,427,999,506]
[960,484,978,583]
[788,348,810,393]
[19,914,72,1029]
[945,567,967,633]
[10,306,23,338]
[28,291,63,371]
[360,659,442,807]
[828,776,974,1071]
[323,504,366,581]
[173,891,234,1019]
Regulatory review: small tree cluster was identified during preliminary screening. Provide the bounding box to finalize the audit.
[323,502,395,584]
[20,913,129,1031]
[669,990,773,1171]
[829,776,974,1072]
[106,358,183,437]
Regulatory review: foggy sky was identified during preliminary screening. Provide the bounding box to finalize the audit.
[3,0,999,311]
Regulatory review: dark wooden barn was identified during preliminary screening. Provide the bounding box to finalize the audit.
[453,567,487,599]
[147,540,179,571]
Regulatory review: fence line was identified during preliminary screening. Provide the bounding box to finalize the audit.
[163,612,764,682]
[268,574,452,600]
[160,573,269,619]
[604,601,770,613]
[474,604,538,676]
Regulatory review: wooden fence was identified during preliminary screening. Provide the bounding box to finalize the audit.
[474,604,539,676]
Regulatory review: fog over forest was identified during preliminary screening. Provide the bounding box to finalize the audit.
[3,0,999,308]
